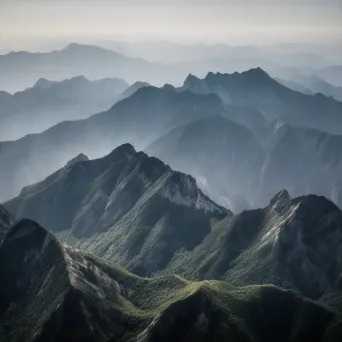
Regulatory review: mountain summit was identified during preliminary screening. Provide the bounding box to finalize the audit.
[6,144,229,276]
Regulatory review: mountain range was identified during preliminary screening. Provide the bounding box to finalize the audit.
[1,68,342,212]
[0,76,129,140]
[182,68,342,134]
[1,38,342,341]
[5,144,228,276]
[277,75,342,102]
[0,43,185,93]
[1,219,340,342]
[5,145,342,314]
[0,85,227,201]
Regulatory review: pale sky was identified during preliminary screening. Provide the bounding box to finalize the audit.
[0,0,341,46]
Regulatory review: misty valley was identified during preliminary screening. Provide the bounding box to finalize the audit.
[1,2,342,341]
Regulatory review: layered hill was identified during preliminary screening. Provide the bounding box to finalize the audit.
[182,68,342,134]
[0,76,129,140]
[0,219,340,342]
[5,146,342,310]
[1,68,342,210]
[0,43,183,92]
[5,144,229,276]
[0,86,226,201]
[147,118,342,210]
[146,115,263,211]
[278,75,342,102]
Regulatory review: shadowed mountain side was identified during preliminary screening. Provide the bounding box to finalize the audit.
[5,144,229,276]
[0,205,12,242]
[146,116,263,211]
[0,219,340,342]
[5,147,342,311]
[147,119,342,211]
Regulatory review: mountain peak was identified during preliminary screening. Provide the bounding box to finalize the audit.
[245,67,269,76]
[65,153,89,168]
[184,73,200,83]
[33,78,56,89]
[106,143,136,160]
[63,43,110,54]
[204,68,271,83]
[66,75,89,83]
[269,189,291,212]
[161,171,230,217]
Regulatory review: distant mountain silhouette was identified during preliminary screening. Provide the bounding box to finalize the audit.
[0,85,227,201]
[182,68,342,134]
[1,69,342,209]
[0,76,129,140]
[277,75,342,102]
[0,43,185,92]
[316,65,342,87]
[147,117,342,210]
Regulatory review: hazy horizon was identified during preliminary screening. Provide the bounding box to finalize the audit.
[1,0,341,53]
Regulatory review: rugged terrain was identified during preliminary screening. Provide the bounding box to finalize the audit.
[2,69,342,211]
[5,147,342,312]
[0,219,340,342]
[5,144,228,276]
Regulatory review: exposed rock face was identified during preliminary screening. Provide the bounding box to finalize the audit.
[0,220,340,342]
[5,143,342,306]
[5,144,229,276]
[166,193,342,304]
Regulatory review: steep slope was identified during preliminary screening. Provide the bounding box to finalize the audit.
[0,205,12,242]
[116,81,150,102]
[0,76,129,140]
[5,143,342,306]
[5,144,229,276]
[0,86,226,201]
[258,123,342,206]
[277,75,342,102]
[0,220,340,342]
[146,116,263,211]
[147,119,342,210]
[164,191,342,306]
[182,68,342,134]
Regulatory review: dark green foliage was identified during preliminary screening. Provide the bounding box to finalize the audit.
[0,221,341,341]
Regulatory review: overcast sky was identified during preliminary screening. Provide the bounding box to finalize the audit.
[0,0,341,47]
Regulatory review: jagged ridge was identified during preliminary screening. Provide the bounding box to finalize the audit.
[0,220,340,342]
